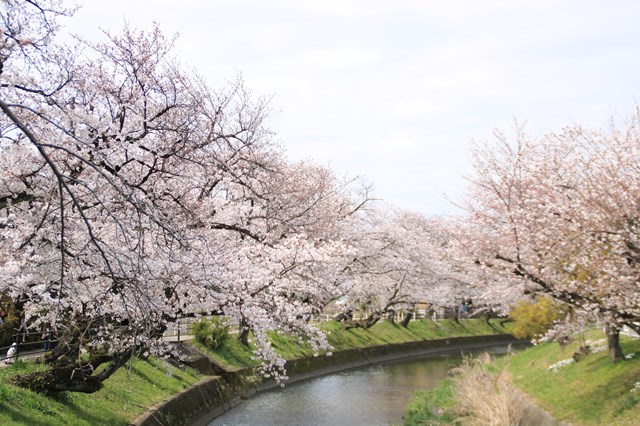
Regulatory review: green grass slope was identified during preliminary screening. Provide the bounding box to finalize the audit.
[0,357,201,426]
[196,318,511,370]
[509,331,640,425]
[0,318,509,425]
[404,329,640,425]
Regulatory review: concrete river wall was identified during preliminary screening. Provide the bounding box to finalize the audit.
[134,334,526,426]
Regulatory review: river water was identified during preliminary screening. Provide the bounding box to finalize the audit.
[209,346,510,426]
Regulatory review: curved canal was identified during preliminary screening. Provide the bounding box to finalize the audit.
[210,346,510,426]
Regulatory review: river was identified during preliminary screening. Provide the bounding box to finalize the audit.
[209,346,510,426]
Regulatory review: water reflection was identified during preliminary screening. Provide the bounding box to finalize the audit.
[210,347,509,426]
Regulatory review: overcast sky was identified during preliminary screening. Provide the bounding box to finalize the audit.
[61,1,640,216]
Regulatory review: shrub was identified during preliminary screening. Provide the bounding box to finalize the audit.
[0,294,21,348]
[191,317,230,350]
[509,295,566,340]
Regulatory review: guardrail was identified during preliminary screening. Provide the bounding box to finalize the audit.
[160,311,431,342]
[2,310,437,363]
[1,330,56,364]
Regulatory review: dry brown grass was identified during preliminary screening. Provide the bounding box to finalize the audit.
[452,353,558,426]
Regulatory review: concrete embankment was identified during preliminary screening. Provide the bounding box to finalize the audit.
[133,334,527,426]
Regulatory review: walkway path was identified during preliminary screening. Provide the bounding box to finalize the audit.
[1,334,195,367]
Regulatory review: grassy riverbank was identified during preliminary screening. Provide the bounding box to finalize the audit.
[0,318,509,425]
[0,357,202,426]
[195,318,511,370]
[404,329,640,425]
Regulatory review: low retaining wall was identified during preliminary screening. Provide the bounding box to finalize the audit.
[261,334,525,391]
[134,377,232,426]
[134,334,527,426]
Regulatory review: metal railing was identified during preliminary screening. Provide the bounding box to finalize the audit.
[1,330,58,364]
[2,309,438,362]
[160,310,434,341]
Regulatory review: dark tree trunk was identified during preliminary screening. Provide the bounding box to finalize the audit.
[334,311,353,322]
[237,319,250,347]
[386,310,396,324]
[10,311,164,394]
[605,323,625,362]
[499,318,514,326]
[363,314,380,329]
[400,311,412,328]
[345,314,381,330]
[13,365,103,393]
[12,349,134,394]
[624,321,640,336]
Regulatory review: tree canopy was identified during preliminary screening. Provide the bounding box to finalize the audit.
[2,0,638,394]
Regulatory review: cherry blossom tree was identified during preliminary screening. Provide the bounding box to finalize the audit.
[0,0,368,391]
[458,118,640,361]
[202,159,362,378]
[334,205,474,328]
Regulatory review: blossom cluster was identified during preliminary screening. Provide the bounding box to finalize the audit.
[0,1,480,388]
[456,113,640,356]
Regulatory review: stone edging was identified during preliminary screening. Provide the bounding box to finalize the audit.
[133,334,527,426]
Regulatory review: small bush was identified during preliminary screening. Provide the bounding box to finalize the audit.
[191,317,230,350]
[509,295,566,340]
[0,294,21,347]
